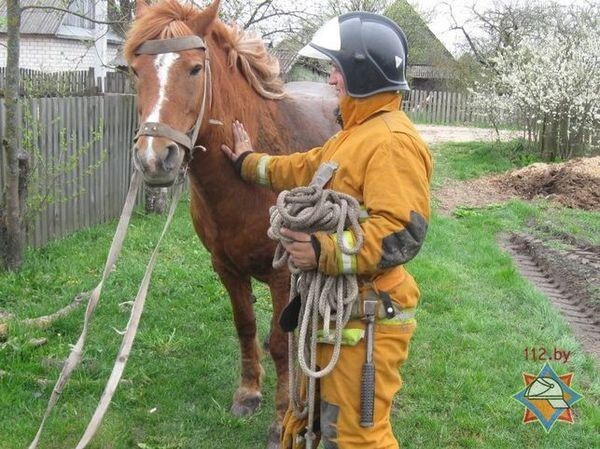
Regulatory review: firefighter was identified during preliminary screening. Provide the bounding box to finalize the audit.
[222,12,432,449]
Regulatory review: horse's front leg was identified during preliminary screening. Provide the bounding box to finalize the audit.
[213,260,264,416]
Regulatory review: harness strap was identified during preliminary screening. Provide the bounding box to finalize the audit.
[134,122,193,150]
[75,175,185,449]
[350,295,415,321]
[309,161,339,188]
[135,36,207,54]
[27,169,186,449]
[28,170,143,449]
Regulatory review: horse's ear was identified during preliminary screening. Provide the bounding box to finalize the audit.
[135,0,150,18]
[189,0,221,35]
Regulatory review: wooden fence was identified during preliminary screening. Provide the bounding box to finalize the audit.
[0,68,136,97]
[103,71,136,94]
[403,89,518,126]
[0,67,97,97]
[0,94,140,248]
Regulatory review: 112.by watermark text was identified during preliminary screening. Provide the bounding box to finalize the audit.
[524,347,572,363]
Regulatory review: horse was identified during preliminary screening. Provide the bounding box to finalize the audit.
[124,0,339,445]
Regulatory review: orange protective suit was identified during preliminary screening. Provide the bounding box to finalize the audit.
[241,91,432,448]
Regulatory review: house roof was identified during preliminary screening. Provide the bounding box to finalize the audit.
[384,0,456,68]
[0,0,66,35]
[269,49,300,76]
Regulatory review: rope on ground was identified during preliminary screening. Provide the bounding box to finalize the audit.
[0,292,88,338]
[268,184,363,446]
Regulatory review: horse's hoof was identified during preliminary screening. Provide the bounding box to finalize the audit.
[266,421,282,449]
[231,390,262,417]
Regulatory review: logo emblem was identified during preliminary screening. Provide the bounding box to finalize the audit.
[513,363,583,432]
[395,56,402,68]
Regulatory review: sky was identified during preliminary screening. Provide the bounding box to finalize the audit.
[411,0,484,54]
[411,0,584,55]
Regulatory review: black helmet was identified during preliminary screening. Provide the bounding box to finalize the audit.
[299,12,409,97]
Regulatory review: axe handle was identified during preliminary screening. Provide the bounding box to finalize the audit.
[360,303,376,428]
[360,362,375,427]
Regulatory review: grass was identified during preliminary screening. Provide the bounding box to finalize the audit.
[1,139,599,448]
[432,139,539,183]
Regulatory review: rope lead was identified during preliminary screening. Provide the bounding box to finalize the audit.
[268,184,364,441]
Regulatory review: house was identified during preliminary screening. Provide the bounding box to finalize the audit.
[0,0,123,76]
[274,0,457,91]
[384,0,457,90]
[270,39,329,83]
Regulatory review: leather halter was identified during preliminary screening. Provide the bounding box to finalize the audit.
[133,36,213,154]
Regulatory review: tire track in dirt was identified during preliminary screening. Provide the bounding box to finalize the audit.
[501,233,600,360]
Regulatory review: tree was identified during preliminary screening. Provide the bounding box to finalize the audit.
[1,0,27,271]
[218,0,323,41]
[326,0,392,16]
[467,1,600,159]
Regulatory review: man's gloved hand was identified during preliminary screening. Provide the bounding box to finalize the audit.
[221,120,254,162]
[280,228,318,271]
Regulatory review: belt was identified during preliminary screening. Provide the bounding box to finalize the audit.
[350,289,416,323]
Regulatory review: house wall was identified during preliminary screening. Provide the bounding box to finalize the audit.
[411,77,455,92]
[0,36,119,72]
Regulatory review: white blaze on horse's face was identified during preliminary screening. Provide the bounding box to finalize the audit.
[147,52,180,122]
[140,52,180,167]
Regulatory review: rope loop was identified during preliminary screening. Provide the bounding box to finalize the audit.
[268,184,364,434]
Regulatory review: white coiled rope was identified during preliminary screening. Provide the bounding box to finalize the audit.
[268,184,363,447]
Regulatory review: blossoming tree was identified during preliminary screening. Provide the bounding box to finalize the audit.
[469,2,599,159]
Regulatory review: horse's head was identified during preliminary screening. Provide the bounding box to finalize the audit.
[125,0,220,187]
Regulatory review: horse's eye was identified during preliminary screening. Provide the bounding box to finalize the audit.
[190,64,203,76]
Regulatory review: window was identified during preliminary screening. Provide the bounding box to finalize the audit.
[64,0,96,29]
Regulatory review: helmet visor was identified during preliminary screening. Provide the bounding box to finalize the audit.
[298,17,341,60]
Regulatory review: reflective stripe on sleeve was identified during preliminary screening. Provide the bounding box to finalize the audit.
[256,155,272,187]
[335,231,358,274]
[358,205,369,223]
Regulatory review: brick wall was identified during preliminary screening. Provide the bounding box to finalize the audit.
[0,36,119,72]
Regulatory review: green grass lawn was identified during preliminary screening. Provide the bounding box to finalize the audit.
[1,140,599,449]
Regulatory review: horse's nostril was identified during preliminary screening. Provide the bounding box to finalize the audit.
[163,144,180,171]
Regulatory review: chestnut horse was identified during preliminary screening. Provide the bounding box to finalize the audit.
[125,0,338,445]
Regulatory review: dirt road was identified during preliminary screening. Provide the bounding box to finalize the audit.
[415,124,520,144]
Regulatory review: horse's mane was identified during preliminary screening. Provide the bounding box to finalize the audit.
[123,0,285,100]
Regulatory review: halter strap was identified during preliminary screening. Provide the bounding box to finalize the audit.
[135,36,207,54]
[134,36,215,154]
[136,122,194,150]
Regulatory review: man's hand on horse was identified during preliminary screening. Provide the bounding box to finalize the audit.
[221,120,254,162]
[280,228,318,271]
